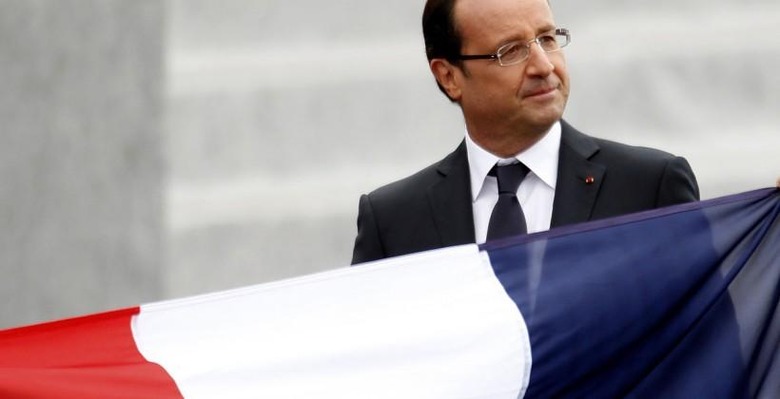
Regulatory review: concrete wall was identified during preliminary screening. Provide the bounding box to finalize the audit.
[0,1,165,327]
[166,0,780,299]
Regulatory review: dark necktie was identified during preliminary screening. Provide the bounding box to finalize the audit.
[487,163,530,241]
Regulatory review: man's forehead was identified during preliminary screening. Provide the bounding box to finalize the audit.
[454,0,553,31]
[455,0,555,39]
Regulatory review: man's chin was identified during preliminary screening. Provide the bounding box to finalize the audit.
[524,107,565,130]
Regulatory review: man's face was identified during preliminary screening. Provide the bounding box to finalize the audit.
[450,0,570,144]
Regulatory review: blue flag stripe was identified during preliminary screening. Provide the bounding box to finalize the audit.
[486,188,779,398]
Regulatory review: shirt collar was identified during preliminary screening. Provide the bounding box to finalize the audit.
[465,121,561,202]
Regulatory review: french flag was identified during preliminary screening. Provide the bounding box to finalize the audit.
[1,188,778,398]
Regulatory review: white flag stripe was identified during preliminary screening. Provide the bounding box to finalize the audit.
[132,244,531,398]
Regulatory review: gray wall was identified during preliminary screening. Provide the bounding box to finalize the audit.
[1,0,778,327]
[0,1,165,327]
[166,0,780,300]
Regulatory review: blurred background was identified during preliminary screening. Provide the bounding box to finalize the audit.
[1,0,778,328]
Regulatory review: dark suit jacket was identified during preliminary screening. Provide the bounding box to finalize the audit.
[351,120,699,264]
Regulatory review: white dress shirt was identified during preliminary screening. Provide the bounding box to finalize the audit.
[466,122,561,244]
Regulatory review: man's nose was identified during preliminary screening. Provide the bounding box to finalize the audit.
[525,42,554,76]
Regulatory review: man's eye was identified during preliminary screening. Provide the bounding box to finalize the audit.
[501,44,523,57]
[538,35,559,50]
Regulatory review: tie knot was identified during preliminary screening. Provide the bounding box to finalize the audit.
[492,163,529,194]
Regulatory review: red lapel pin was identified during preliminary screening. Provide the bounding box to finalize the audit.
[585,176,595,184]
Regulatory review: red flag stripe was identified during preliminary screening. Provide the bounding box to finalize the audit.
[0,307,182,398]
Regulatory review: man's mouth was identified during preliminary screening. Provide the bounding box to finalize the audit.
[523,85,557,99]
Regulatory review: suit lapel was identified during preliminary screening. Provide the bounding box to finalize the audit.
[425,124,605,240]
[427,141,476,247]
[551,121,605,228]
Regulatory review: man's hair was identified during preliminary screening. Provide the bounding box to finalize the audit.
[422,0,461,64]
[422,0,462,101]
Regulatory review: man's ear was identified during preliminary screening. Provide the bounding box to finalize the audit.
[430,59,462,101]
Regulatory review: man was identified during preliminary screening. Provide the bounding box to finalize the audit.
[351,0,699,264]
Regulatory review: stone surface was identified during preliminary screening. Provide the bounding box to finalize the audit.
[0,1,165,327]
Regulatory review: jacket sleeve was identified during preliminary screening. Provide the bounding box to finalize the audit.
[656,156,700,207]
[351,194,385,265]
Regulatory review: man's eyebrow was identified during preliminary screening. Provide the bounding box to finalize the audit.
[494,23,558,47]
[536,24,557,34]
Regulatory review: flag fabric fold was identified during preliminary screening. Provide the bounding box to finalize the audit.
[1,188,778,398]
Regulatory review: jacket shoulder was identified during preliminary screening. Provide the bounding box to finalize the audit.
[560,121,699,207]
[576,131,700,205]
[365,142,467,206]
[592,136,680,165]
